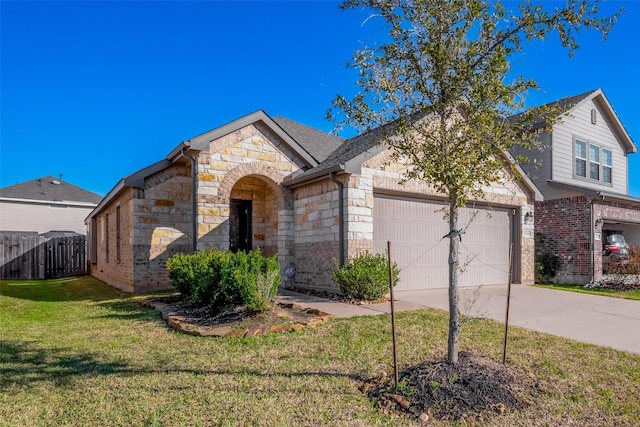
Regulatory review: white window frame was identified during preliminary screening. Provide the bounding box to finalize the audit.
[602,148,612,184]
[575,140,587,178]
[574,138,613,186]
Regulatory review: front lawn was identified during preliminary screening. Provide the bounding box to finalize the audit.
[1,277,639,426]
[534,283,640,301]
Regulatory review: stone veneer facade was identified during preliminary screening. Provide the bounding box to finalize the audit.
[90,163,192,293]
[91,120,537,293]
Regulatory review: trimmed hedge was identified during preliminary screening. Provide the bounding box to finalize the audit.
[166,248,281,312]
[333,251,400,300]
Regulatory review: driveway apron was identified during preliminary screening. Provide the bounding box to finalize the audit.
[394,284,640,355]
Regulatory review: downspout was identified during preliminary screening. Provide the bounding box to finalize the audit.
[329,172,345,267]
[180,147,198,254]
[590,199,594,283]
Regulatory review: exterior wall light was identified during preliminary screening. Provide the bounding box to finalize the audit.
[524,211,534,224]
[595,218,604,227]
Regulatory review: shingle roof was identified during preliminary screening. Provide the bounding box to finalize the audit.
[539,89,598,113]
[284,116,404,184]
[0,176,102,204]
[272,116,344,163]
[506,89,599,126]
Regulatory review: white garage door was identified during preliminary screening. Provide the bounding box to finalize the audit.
[373,195,512,290]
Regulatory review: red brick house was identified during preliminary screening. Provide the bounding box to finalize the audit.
[87,111,539,293]
[512,89,639,284]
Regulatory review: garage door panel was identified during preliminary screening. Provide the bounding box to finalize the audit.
[374,196,510,290]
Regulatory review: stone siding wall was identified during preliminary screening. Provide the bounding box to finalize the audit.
[132,164,192,293]
[195,124,299,273]
[346,172,374,256]
[291,178,342,292]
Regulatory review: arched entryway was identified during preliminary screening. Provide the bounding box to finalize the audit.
[229,175,280,257]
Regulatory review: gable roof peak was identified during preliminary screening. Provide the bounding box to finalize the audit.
[547,88,601,113]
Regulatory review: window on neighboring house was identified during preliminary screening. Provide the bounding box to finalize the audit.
[589,145,600,180]
[574,139,612,185]
[603,149,612,184]
[575,140,587,178]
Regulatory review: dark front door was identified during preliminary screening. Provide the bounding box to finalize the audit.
[230,199,252,252]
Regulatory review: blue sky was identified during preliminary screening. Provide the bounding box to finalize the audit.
[1,0,639,197]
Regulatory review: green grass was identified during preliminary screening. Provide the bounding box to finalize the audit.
[534,283,640,301]
[1,277,640,426]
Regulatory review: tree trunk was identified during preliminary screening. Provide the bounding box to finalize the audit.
[447,195,460,364]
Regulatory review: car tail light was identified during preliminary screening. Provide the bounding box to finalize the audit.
[605,245,620,253]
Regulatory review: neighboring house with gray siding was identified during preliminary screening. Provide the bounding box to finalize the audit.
[0,176,102,235]
[87,110,538,294]
[511,89,640,284]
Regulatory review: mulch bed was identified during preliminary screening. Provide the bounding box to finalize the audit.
[139,294,332,338]
[285,286,390,305]
[362,351,543,424]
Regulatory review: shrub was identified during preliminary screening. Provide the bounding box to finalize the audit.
[333,251,400,300]
[166,248,281,311]
[166,250,221,305]
[219,249,281,311]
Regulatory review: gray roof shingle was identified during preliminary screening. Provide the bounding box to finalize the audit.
[0,176,102,204]
[285,116,403,184]
[506,89,599,126]
[272,116,344,163]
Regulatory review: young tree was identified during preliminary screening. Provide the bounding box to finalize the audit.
[329,0,621,364]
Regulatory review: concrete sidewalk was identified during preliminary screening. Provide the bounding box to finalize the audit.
[277,289,422,318]
[278,285,640,355]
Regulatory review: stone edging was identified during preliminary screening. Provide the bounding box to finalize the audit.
[138,299,333,338]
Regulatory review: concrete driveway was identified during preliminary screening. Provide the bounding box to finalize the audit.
[394,284,640,355]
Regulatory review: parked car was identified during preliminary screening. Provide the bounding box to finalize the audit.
[602,230,630,263]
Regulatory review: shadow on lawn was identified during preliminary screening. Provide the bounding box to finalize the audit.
[0,340,132,387]
[0,276,133,302]
[0,340,367,389]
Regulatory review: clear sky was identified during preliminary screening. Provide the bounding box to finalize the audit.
[1,0,639,197]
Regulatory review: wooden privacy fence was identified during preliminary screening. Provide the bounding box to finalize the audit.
[0,232,87,280]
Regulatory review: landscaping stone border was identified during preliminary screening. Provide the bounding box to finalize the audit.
[138,299,333,338]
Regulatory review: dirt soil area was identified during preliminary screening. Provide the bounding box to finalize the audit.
[363,351,543,423]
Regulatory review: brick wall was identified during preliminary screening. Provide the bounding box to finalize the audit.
[291,178,343,292]
[535,196,592,284]
[91,164,192,293]
[91,188,136,292]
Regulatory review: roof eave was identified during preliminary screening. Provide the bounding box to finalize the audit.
[590,91,637,154]
[501,150,544,202]
[547,180,640,205]
[0,197,98,207]
[282,164,345,188]
[86,179,126,222]
[86,159,173,221]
